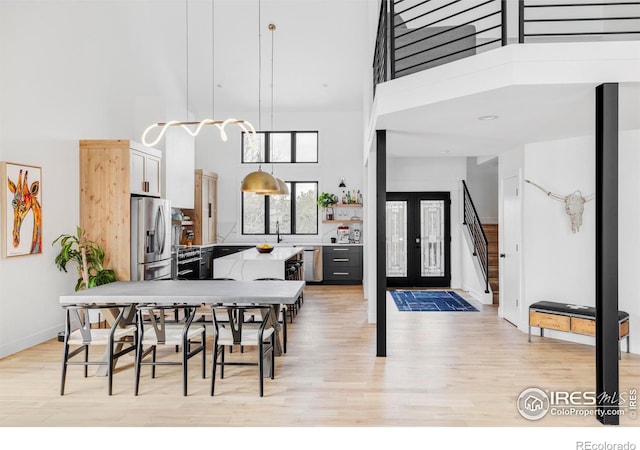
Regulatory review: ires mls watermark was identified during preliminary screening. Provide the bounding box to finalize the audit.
[517,387,638,421]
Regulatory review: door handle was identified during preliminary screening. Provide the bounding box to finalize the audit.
[500,253,506,258]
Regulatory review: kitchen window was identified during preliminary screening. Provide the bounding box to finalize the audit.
[242,131,318,163]
[242,181,318,235]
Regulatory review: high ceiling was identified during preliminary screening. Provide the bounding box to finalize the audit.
[186,0,374,116]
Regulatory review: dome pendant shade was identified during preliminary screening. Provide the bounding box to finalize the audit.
[275,177,289,195]
[241,166,279,193]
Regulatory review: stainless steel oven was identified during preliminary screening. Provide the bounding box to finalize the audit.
[175,247,202,280]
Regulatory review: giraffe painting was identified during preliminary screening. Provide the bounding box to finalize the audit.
[2,163,42,257]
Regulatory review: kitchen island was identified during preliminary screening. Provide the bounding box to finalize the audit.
[213,246,303,281]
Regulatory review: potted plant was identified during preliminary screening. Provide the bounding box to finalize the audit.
[53,226,117,291]
[317,192,338,220]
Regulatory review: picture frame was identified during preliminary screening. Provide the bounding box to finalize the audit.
[1,162,43,258]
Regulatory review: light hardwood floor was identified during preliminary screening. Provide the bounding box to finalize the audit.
[0,285,638,427]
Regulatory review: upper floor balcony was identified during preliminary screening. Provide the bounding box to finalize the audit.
[373,0,640,91]
[367,1,640,159]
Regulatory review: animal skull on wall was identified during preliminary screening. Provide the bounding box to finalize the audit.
[525,179,594,233]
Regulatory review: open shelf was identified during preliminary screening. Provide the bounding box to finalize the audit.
[322,219,363,224]
[332,203,362,207]
[172,220,194,226]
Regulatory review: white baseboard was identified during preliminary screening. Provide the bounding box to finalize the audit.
[463,286,493,305]
[0,324,61,359]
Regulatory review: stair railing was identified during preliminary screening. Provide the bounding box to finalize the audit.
[462,180,489,293]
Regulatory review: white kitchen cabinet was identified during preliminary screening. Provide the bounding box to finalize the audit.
[164,127,195,208]
[130,143,161,197]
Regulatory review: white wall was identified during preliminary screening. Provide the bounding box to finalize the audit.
[387,156,466,289]
[618,129,640,355]
[522,136,596,346]
[466,156,499,223]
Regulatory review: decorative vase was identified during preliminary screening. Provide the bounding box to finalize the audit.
[326,207,335,221]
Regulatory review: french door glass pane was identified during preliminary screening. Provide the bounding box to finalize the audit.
[386,201,407,277]
[420,200,445,277]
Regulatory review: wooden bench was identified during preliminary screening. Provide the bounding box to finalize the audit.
[529,301,630,354]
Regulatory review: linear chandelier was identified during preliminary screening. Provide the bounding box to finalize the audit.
[142,119,256,148]
[142,0,257,151]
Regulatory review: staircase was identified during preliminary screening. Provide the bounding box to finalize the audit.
[485,224,499,304]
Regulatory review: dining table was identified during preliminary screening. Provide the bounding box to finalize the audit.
[59,279,305,374]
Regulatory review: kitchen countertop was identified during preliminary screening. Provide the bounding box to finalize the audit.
[217,246,303,261]
[213,246,303,280]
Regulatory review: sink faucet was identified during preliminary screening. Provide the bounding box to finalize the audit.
[276,220,283,243]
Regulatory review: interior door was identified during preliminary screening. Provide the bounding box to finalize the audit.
[386,192,451,287]
[501,176,521,326]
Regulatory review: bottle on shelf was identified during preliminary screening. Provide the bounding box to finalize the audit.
[341,191,347,204]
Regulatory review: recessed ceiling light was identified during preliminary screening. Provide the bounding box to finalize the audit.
[322,83,329,88]
[440,150,451,154]
[216,83,222,88]
[478,115,499,121]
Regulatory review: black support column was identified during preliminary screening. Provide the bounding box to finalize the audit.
[595,83,619,425]
[376,130,387,357]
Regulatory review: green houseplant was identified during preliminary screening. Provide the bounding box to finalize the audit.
[317,192,338,209]
[317,192,338,220]
[53,226,117,291]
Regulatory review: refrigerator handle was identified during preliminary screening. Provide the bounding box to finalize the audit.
[156,204,166,255]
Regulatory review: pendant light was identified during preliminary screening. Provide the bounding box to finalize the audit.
[241,4,279,194]
[266,23,289,196]
[142,0,257,149]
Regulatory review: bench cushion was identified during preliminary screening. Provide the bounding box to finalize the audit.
[530,301,629,321]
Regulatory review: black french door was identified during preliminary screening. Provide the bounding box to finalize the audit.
[386,192,451,287]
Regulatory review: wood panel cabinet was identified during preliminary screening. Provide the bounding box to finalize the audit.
[188,169,218,245]
[79,139,163,281]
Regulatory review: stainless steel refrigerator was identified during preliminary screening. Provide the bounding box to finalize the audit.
[130,197,172,281]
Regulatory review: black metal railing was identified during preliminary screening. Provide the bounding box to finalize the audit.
[520,0,640,43]
[373,0,640,92]
[373,0,388,94]
[372,0,507,85]
[462,180,489,294]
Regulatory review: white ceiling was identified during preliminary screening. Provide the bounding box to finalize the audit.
[380,82,640,158]
[186,0,373,116]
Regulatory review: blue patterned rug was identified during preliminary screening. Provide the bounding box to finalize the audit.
[390,290,478,312]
